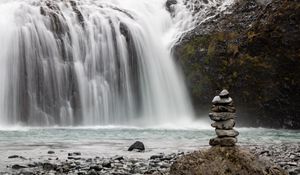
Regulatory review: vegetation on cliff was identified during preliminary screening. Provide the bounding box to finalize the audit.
[174,0,300,129]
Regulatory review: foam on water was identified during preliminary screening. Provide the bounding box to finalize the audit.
[0,0,235,127]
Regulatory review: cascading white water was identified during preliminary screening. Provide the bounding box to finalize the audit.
[0,0,234,127]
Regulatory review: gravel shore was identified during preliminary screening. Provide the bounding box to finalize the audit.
[1,143,299,175]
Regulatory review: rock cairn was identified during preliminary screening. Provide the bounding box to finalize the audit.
[209,89,239,147]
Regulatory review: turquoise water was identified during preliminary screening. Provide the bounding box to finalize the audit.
[0,127,299,170]
[0,127,299,144]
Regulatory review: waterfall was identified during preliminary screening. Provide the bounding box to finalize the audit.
[0,0,233,127]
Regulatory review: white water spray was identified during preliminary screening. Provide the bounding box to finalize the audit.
[0,0,233,127]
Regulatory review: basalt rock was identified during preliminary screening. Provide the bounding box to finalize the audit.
[215,129,239,137]
[209,112,235,121]
[211,119,235,129]
[209,137,237,147]
[128,141,145,152]
[211,105,236,112]
[173,0,300,129]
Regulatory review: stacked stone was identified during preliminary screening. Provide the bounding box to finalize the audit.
[209,89,239,147]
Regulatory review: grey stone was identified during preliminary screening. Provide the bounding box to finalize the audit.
[150,154,164,160]
[212,96,232,105]
[43,162,56,171]
[48,150,55,154]
[209,137,237,146]
[12,164,27,170]
[211,105,236,113]
[219,89,229,97]
[8,155,19,159]
[87,169,98,175]
[209,112,236,121]
[90,165,102,171]
[102,160,112,168]
[215,129,239,137]
[128,141,145,152]
[211,119,235,129]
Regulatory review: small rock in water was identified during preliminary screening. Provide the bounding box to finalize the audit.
[90,165,102,171]
[12,164,27,170]
[113,156,124,161]
[48,150,55,154]
[128,141,145,152]
[102,160,112,168]
[68,156,81,160]
[87,169,98,175]
[8,155,19,159]
[68,152,81,156]
[211,119,235,129]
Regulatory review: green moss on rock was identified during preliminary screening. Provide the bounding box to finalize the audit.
[174,0,300,128]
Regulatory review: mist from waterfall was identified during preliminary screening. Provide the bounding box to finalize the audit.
[0,0,233,127]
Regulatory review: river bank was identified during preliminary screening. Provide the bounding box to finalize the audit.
[0,127,299,174]
[1,143,299,175]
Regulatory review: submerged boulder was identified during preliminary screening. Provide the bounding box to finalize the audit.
[170,146,287,175]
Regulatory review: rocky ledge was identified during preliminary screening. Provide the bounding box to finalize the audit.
[2,143,299,175]
[173,0,300,129]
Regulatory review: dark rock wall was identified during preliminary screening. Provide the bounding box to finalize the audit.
[173,0,300,129]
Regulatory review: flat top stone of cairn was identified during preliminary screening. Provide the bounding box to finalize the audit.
[219,89,229,98]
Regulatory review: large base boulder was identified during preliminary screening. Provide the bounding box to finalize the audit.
[170,146,287,175]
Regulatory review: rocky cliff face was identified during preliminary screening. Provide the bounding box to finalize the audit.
[173,0,300,129]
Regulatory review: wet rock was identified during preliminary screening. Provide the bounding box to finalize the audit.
[68,152,81,156]
[209,112,235,121]
[12,164,27,170]
[211,104,236,112]
[212,96,232,105]
[48,150,55,154]
[42,162,56,171]
[209,137,237,146]
[68,156,81,160]
[8,155,19,159]
[113,156,124,161]
[211,119,235,129]
[219,89,229,98]
[215,129,239,137]
[128,141,145,152]
[102,160,112,168]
